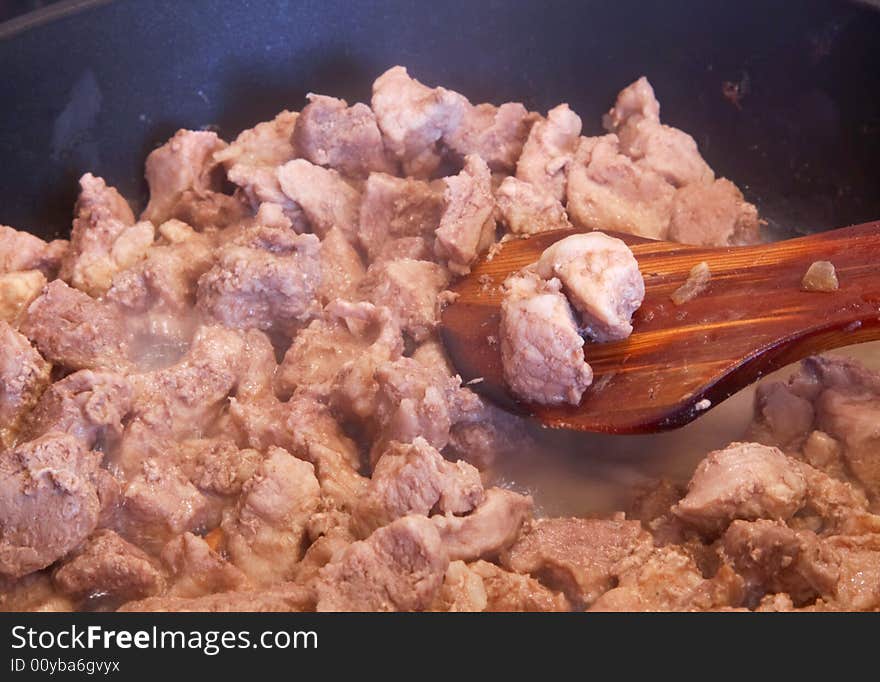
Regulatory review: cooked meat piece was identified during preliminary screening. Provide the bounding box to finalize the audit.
[628,478,685,526]
[371,66,468,178]
[444,101,535,173]
[357,172,444,261]
[355,438,483,535]
[52,529,163,603]
[318,226,366,304]
[20,280,131,372]
[373,236,434,263]
[294,522,354,587]
[749,380,816,451]
[433,487,533,562]
[434,154,495,275]
[501,516,653,608]
[197,225,321,334]
[672,442,808,535]
[175,438,262,500]
[532,232,644,341]
[0,224,67,277]
[0,270,46,324]
[603,76,661,130]
[316,514,449,611]
[670,261,711,305]
[516,104,582,202]
[358,258,450,342]
[60,173,154,296]
[430,560,488,612]
[499,272,593,405]
[221,447,321,584]
[615,120,714,188]
[567,134,675,239]
[469,559,570,612]
[160,532,249,598]
[0,433,102,578]
[802,260,839,292]
[119,582,313,612]
[590,546,743,611]
[495,176,572,235]
[668,178,761,246]
[445,398,534,471]
[0,572,75,612]
[824,534,880,610]
[0,322,51,448]
[21,370,131,450]
[293,93,396,178]
[277,159,361,242]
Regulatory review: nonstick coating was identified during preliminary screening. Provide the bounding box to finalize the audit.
[1,0,879,241]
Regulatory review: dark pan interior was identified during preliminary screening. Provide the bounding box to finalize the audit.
[1,0,879,241]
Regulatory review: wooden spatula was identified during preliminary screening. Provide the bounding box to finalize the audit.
[439,221,880,434]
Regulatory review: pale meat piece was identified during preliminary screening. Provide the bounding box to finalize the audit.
[196,225,321,334]
[0,433,102,578]
[52,529,164,604]
[500,516,653,608]
[602,76,661,130]
[668,178,761,246]
[567,134,676,240]
[823,534,880,610]
[444,101,535,173]
[434,154,496,275]
[499,272,593,406]
[516,103,583,202]
[433,487,533,562]
[672,442,808,535]
[357,172,444,261]
[276,159,361,242]
[0,224,67,277]
[371,66,468,178]
[120,582,313,612]
[748,380,816,451]
[0,270,46,324]
[318,226,366,304]
[357,258,450,342]
[293,93,397,178]
[469,560,570,612]
[0,322,51,448]
[60,173,154,297]
[316,514,449,612]
[175,438,263,500]
[532,232,645,341]
[445,398,536,471]
[430,560,488,612]
[0,572,74,612]
[20,280,131,372]
[495,176,572,235]
[160,532,249,598]
[373,237,433,263]
[354,438,484,535]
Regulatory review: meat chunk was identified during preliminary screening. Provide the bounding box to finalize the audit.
[175,438,262,500]
[469,560,570,612]
[221,447,321,584]
[567,134,675,239]
[120,582,313,612]
[0,322,51,448]
[52,529,163,604]
[516,104,583,202]
[20,280,131,372]
[316,514,449,611]
[196,225,321,334]
[371,66,468,178]
[672,442,808,535]
[358,258,450,342]
[0,433,102,578]
[277,159,361,242]
[668,178,761,246]
[0,572,74,612]
[293,93,396,177]
[431,560,488,612]
[357,172,444,261]
[160,532,248,598]
[355,438,483,535]
[824,534,880,610]
[434,154,495,274]
[0,270,46,324]
[532,232,644,341]
[495,176,572,235]
[501,516,653,608]
[318,226,366,304]
[499,272,593,405]
[444,101,535,172]
[749,380,816,451]
[603,76,661,130]
[0,224,67,277]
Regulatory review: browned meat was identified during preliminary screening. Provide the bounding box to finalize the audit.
[197,225,321,334]
[434,154,495,275]
[0,433,102,578]
[469,559,570,612]
[293,93,396,178]
[318,226,366,304]
[445,101,535,173]
[668,178,761,246]
[495,176,572,235]
[430,560,488,612]
[499,272,593,405]
[277,159,361,242]
[355,438,483,535]
[175,438,262,500]
[0,224,67,277]
[516,104,582,202]
[824,534,880,610]
[316,514,449,611]
[0,572,74,612]
[358,258,450,342]
[20,280,131,372]
[0,270,47,324]
[160,532,249,598]
[0,322,51,448]
[501,516,653,608]
[52,529,163,604]
[371,66,468,178]
[119,582,313,612]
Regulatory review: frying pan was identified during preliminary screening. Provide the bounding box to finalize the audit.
[1,0,879,244]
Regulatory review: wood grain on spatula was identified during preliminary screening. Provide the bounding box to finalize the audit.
[439,221,880,434]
